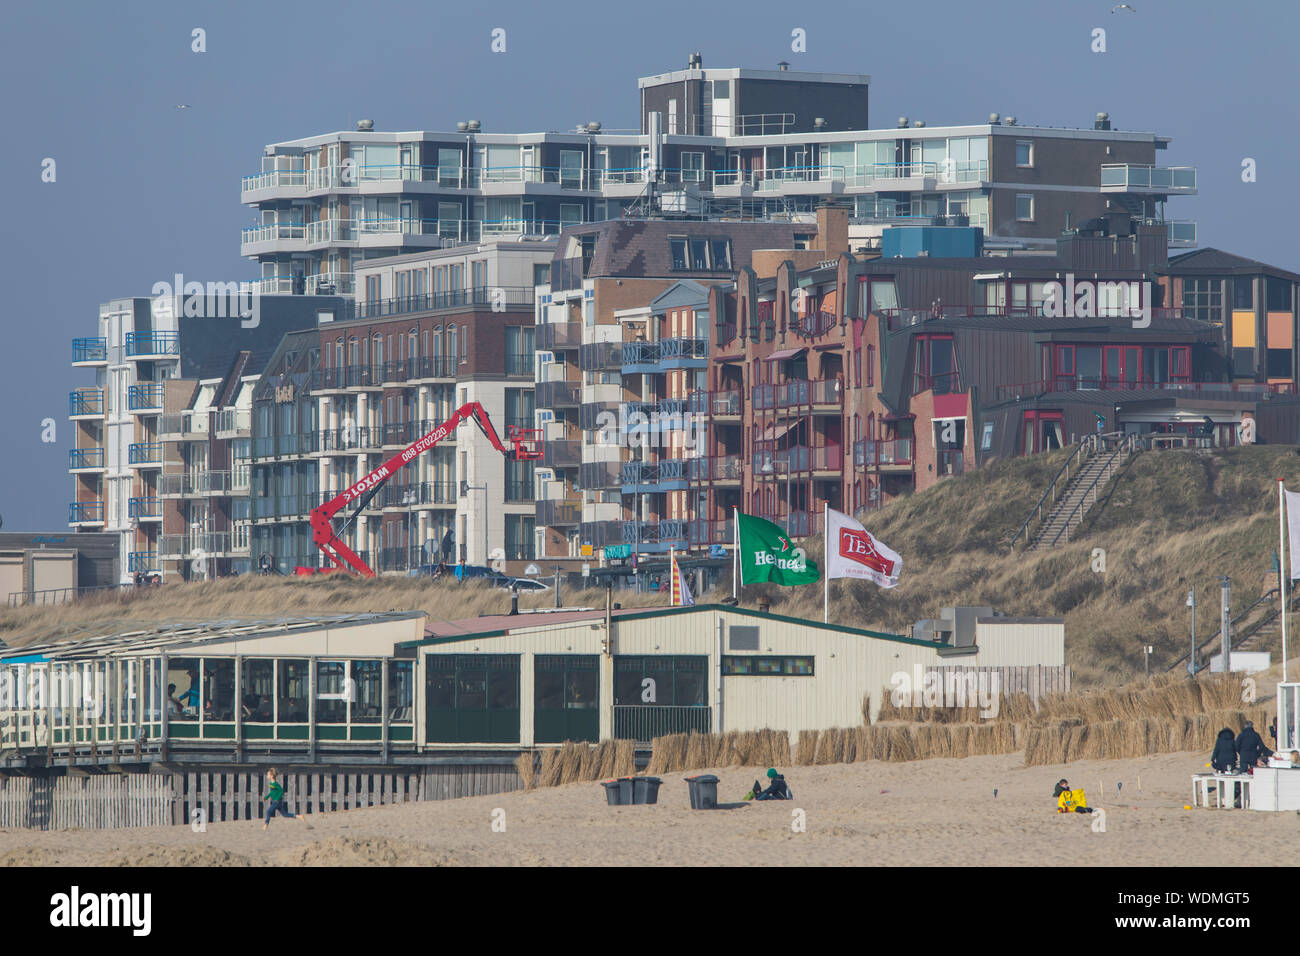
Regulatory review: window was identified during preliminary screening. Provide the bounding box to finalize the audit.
[1183,278,1223,325]
[1016,140,1033,168]
[559,203,583,227]
[614,656,708,706]
[670,238,688,271]
[669,237,732,271]
[1267,277,1293,312]
[709,239,732,271]
[913,335,956,395]
[1233,277,1254,310]
[533,263,550,287]
[1016,193,1034,222]
[722,656,815,676]
[690,237,709,270]
[681,151,705,183]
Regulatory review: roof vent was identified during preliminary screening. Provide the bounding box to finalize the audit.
[688,52,702,69]
[988,112,1000,124]
[1095,111,1111,130]
[585,121,602,133]
[456,121,468,132]
[466,120,482,132]
[897,116,909,128]
[912,119,926,128]
[356,119,374,131]
[1004,116,1017,125]
[777,60,789,71]
[813,117,826,129]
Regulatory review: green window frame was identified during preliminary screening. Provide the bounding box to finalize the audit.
[722,656,815,676]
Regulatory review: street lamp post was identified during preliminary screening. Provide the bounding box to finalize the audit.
[1186,588,1197,677]
[461,480,488,567]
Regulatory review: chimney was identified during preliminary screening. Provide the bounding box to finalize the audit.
[777,61,789,71]
[815,204,849,259]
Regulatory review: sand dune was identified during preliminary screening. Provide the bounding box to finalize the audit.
[1,750,1295,866]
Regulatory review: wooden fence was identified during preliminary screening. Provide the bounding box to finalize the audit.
[0,764,524,830]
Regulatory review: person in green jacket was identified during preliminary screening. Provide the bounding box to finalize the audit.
[263,767,312,830]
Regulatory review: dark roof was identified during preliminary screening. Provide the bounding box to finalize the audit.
[557,219,810,279]
[252,328,320,401]
[1164,248,1300,281]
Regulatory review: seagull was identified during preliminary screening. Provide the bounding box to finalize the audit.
[1111,3,1135,12]
[176,104,191,110]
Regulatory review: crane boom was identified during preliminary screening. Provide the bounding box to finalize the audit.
[305,402,525,577]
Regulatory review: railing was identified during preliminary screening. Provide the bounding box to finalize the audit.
[1039,433,1139,548]
[241,168,307,192]
[541,440,580,469]
[505,351,534,376]
[1008,434,1130,550]
[995,378,1294,402]
[370,356,459,383]
[1100,164,1197,190]
[160,411,207,436]
[68,447,104,470]
[215,407,251,435]
[536,380,579,409]
[853,439,914,468]
[240,222,306,245]
[580,341,622,372]
[1165,220,1198,246]
[128,442,163,465]
[551,257,585,294]
[379,481,457,508]
[734,112,795,135]
[250,432,320,459]
[159,471,231,496]
[358,286,535,319]
[128,551,159,573]
[69,388,104,417]
[621,520,689,545]
[689,455,743,482]
[72,337,107,363]
[127,383,164,411]
[313,364,384,389]
[579,461,622,490]
[318,426,381,452]
[536,499,581,527]
[1166,588,1295,675]
[622,459,689,486]
[622,338,708,367]
[810,445,843,472]
[621,399,697,425]
[68,501,104,523]
[613,705,711,742]
[381,419,434,446]
[791,310,838,339]
[753,445,810,474]
[754,510,821,538]
[687,519,734,546]
[305,272,354,295]
[913,370,962,397]
[128,497,162,519]
[536,321,583,349]
[701,389,742,416]
[305,219,355,244]
[124,332,179,358]
[756,379,841,410]
[159,533,231,557]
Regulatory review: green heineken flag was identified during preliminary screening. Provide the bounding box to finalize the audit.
[736,512,820,586]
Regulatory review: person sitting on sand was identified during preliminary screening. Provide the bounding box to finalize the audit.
[751,768,792,801]
[1054,779,1094,814]
[1211,727,1238,773]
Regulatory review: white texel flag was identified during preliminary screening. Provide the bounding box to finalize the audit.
[1286,488,1300,580]
[826,507,902,589]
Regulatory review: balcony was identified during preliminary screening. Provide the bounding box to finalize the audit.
[536,321,583,350]
[159,533,231,558]
[505,351,534,377]
[128,551,160,573]
[580,341,622,373]
[686,519,734,547]
[356,286,535,321]
[753,445,809,475]
[159,411,208,439]
[810,445,844,473]
[241,167,307,195]
[124,332,180,359]
[579,460,622,490]
[854,439,914,470]
[621,337,708,373]
[621,399,699,432]
[620,520,689,549]
[700,389,742,418]
[68,447,105,471]
[993,377,1293,402]
[127,382,165,412]
[314,365,384,390]
[1100,164,1197,194]
[536,380,579,409]
[251,432,320,459]
[381,419,434,447]
[72,337,107,365]
[69,387,104,418]
[379,481,457,508]
[240,221,307,253]
[215,407,251,438]
[688,455,743,483]
[1165,220,1198,248]
[317,426,382,454]
[754,510,821,538]
[305,272,354,296]
[537,498,581,527]
[305,219,355,245]
[791,311,838,340]
[68,501,104,525]
[373,356,458,385]
[158,471,231,496]
[541,439,580,469]
[127,442,163,467]
[622,459,689,492]
[128,496,163,521]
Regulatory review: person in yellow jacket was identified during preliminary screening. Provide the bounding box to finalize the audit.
[1053,778,1095,814]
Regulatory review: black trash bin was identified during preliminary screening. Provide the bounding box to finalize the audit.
[632,776,662,805]
[601,778,633,806]
[685,774,720,809]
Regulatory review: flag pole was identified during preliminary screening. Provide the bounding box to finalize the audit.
[1281,479,1289,682]
[732,507,740,598]
[823,501,829,623]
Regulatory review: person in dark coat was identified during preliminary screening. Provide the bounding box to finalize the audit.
[752,768,792,800]
[1236,721,1265,772]
[1211,728,1237,773]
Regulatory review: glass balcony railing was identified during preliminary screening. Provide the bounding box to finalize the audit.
[128,383,165,411]
[128,497,163,519]
[69,447,105,470]
[69,388,104,417]
[1100,164,1197,191]
[72,337,107,363]
[125,332,179,358]
[69,501,104,523]
[128,442,163,465]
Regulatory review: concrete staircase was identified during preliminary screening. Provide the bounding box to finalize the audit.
[1028,434,1138,550]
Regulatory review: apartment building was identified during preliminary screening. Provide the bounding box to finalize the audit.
[69,294,345,581]
[699,219,1300,537]
[239,57,1194,299]
[534,218,818,559]
[295,241,554,573]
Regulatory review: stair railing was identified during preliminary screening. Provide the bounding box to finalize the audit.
[1010,436,1096,550]
[1165,587,1291,674]
[1040,433,1138,548]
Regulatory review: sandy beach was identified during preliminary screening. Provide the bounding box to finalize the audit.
[0,751,1294,866]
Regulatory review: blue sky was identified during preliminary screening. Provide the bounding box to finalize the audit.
[1,0,1295,530]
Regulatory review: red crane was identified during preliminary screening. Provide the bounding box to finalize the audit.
[303,402,539,577]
